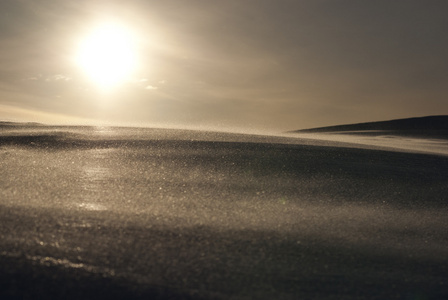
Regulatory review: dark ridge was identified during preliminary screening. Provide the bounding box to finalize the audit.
[290,116,448,133]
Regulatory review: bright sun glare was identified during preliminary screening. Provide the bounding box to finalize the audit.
[76,22,138,89]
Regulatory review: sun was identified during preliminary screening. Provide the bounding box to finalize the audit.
[75,22,138,89]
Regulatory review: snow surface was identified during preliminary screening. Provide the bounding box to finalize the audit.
[282,132,448,156]
[1,126,447,299]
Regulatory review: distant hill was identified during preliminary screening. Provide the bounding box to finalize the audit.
[290,116,448,138]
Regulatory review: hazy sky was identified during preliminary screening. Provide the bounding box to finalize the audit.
[1,0,447,132]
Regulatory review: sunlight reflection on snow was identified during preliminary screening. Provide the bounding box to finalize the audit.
[77,149,113,210]
[78,202,106,211]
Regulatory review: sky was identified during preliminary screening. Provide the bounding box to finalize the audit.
[0,0,447,132]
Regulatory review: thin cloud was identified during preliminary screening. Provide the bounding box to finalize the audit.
[45,74,71,82]
[23,74,71,82]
